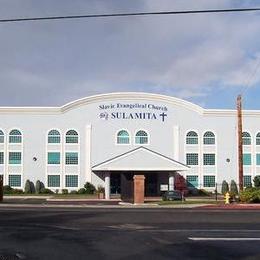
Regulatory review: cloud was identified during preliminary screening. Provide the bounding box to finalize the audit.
[0,0,260,106]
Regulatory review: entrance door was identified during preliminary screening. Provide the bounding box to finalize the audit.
[145,172,158,196]
[110,173,121,194]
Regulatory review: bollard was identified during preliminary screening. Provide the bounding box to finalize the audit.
[0,175,3,202]
[224,192,230,204]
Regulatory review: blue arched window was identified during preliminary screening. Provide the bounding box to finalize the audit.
[203,131,215,145]
[135,130,148,144]
[242,132,251,145]
[9,129,22,143]
[186,131,198,144]
[117,130,130,144]
[0,130,4,143]
[48,130,60,144]
[66,130,78,143]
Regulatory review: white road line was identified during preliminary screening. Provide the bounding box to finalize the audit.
[137,229,260,233]
[189,237,260,241]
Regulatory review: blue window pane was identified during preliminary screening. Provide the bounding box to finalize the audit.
[48,152,60,164]
[9,175,21,187]
[65,152,78,165]
[0,152,4,164]
[9,152,21,164]
[243,154,251,165]
[256,154,260,165]
[48,175,60,187]
[65,175,78,187]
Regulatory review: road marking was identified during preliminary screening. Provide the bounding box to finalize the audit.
[189,237,260,241]
[137,229,260,233]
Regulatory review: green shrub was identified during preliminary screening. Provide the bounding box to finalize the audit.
[40,188,54,194]
[230,180,238,195]
[77,188,86,194]
[35,180,44,194]
[197,189,211,196]
[253,176,260,187]
[24,180,32,194]
[3,185,13,194]
[84,182,96,194]
[12,189,24,194]
[62,189,68,194]
[221,180,229,195]
[70,190,78,194]
[240,187,260,203]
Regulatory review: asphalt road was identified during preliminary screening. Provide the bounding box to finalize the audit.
[0,208,260,260]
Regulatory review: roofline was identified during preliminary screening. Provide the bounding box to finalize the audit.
[92,146,190,170]
[0,92,259,116]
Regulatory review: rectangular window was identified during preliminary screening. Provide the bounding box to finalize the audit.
[9,152,21,164]
[9,136,21,143]
[203,175,215,187]
[65,175,78,187]
[203,154,215,165]
[186,153,198,165]
[48,152,60,165]
[9,175,21,187]
[65,152,78,165]
[243,153,251,165]
[186,175,198,188]
[256,154,260,165]
[243,175,252,188]
[48,136,60,144]
[0,152,4,164]
[48,175,60,187]
[0,136,4,143]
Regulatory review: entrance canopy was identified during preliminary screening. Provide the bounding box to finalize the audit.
[92,146,189,172]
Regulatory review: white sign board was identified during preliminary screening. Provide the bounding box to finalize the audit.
[160,184,168,191]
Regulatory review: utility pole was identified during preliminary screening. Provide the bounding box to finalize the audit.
[0,175,3,202]
[237,94,243,191]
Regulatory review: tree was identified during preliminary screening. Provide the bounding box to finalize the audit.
[35,180,44,194]
[84,182,96,194]
[230,180,238,195]
[253,176,260,188]
[24,180,32,194]
[221,180,229,195]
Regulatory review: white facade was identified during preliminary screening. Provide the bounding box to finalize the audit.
[0,92,257,193]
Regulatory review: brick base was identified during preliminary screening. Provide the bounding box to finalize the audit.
[134,175,145,204]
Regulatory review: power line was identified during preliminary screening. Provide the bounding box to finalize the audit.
[0,7,260,23]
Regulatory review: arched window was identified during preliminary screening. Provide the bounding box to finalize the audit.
[9,129,22,143]
[186,131,198,144]
[0,130,4,143]
[242,132,251,145]
[256,133,260,145]
[203,131,215,145]
[135,130,148,144]
[66,130,78,143]
[117,130,130,144]
[48,130,60,144]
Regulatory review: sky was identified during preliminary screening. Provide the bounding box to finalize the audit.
[0,0,260,109]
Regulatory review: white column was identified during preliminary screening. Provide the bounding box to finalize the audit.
[173,126,180,160]
[169,172,175,191]
[85,125,92,183]
[105,172,111,200]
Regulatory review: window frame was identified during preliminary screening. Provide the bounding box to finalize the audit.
[9,129,22,144]
[65,129,79,144]
[116,129,130,145]
[186,153,199,166]
[0,129,4,143]
[65,152,79,165]
[47,129,61,144]
[186,131,198,145]
[47,151,61,165]
[8,151,22,165]
[134,129,149,145]
[242,131,251,146]
[203,131,215,145]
